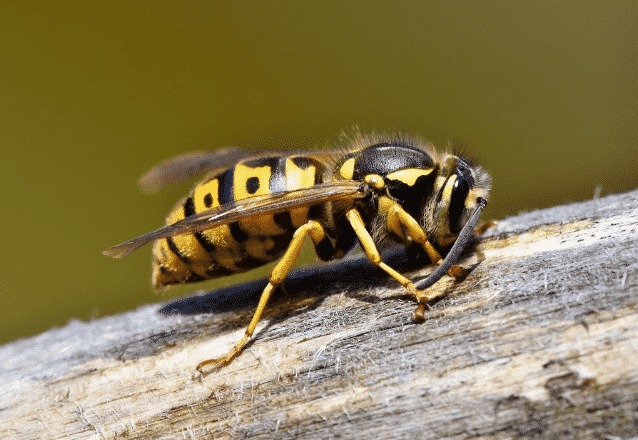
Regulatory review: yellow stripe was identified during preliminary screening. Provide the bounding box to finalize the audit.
[244,236,276,260]
[153,238,189,275]
[339,157,356,179]
[193,178,220,212]
[234,163,272,200]
[233,163,284,235]
[163,203,214,276]
[211,244,242,272]
[191,176,246,270]
[285,157,317,190]
[286,157,316,227]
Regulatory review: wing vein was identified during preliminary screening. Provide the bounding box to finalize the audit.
[103,181,365,258]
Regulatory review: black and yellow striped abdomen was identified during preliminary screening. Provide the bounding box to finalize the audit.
[152,155,326,288]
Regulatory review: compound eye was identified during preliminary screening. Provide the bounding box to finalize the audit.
[448,170,472,234]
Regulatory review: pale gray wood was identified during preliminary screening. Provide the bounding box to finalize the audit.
[1,189,637,439]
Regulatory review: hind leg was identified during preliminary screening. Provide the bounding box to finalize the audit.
[197,220,326,374]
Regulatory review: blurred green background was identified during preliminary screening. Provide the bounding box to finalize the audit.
[1,1,636,345]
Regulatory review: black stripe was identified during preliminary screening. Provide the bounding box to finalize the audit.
[243,156,280,168]
[308,204,324,220]
[234,255,271,270]
[292,156,324,185]
[264,236,290,258]
[183,197,196,217]
[206,266,236,277]
[217,167,235,205]
[165,237,190,265]
[291,156,313,170]
[229,222,247,242]
[194,232,216,252]
[273,211,294,233]
[186,196,217,252]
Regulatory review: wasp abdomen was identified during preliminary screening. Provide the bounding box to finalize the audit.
[152,155,326,288]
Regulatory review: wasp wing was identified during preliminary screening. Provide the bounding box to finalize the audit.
[104,180,366,258]
[139,148,271,193]
[138,147,344,193]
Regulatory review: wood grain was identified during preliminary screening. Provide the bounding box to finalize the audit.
[2,189,637,439]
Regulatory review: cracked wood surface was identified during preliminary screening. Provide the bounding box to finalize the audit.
[1,189,638,439]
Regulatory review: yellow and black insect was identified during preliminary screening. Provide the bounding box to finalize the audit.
[103,131,491,373]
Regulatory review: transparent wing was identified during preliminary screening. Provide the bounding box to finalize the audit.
[138,148,274,193]
[138,147,344,193]
[103,180,366,258]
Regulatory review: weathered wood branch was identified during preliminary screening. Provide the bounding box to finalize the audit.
[2,189,638,439]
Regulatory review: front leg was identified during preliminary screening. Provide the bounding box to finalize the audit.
[347,197,488,322]
[387,203,465,278]
[345,208,454,311]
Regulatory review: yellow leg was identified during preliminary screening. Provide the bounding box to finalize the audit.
[387,203,465,278]
[387,203,443,265]
[346,209,419,295]
[197,220,326,374]
[346,208,461,321]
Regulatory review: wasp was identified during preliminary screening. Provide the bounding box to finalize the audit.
[103,131,491,373]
